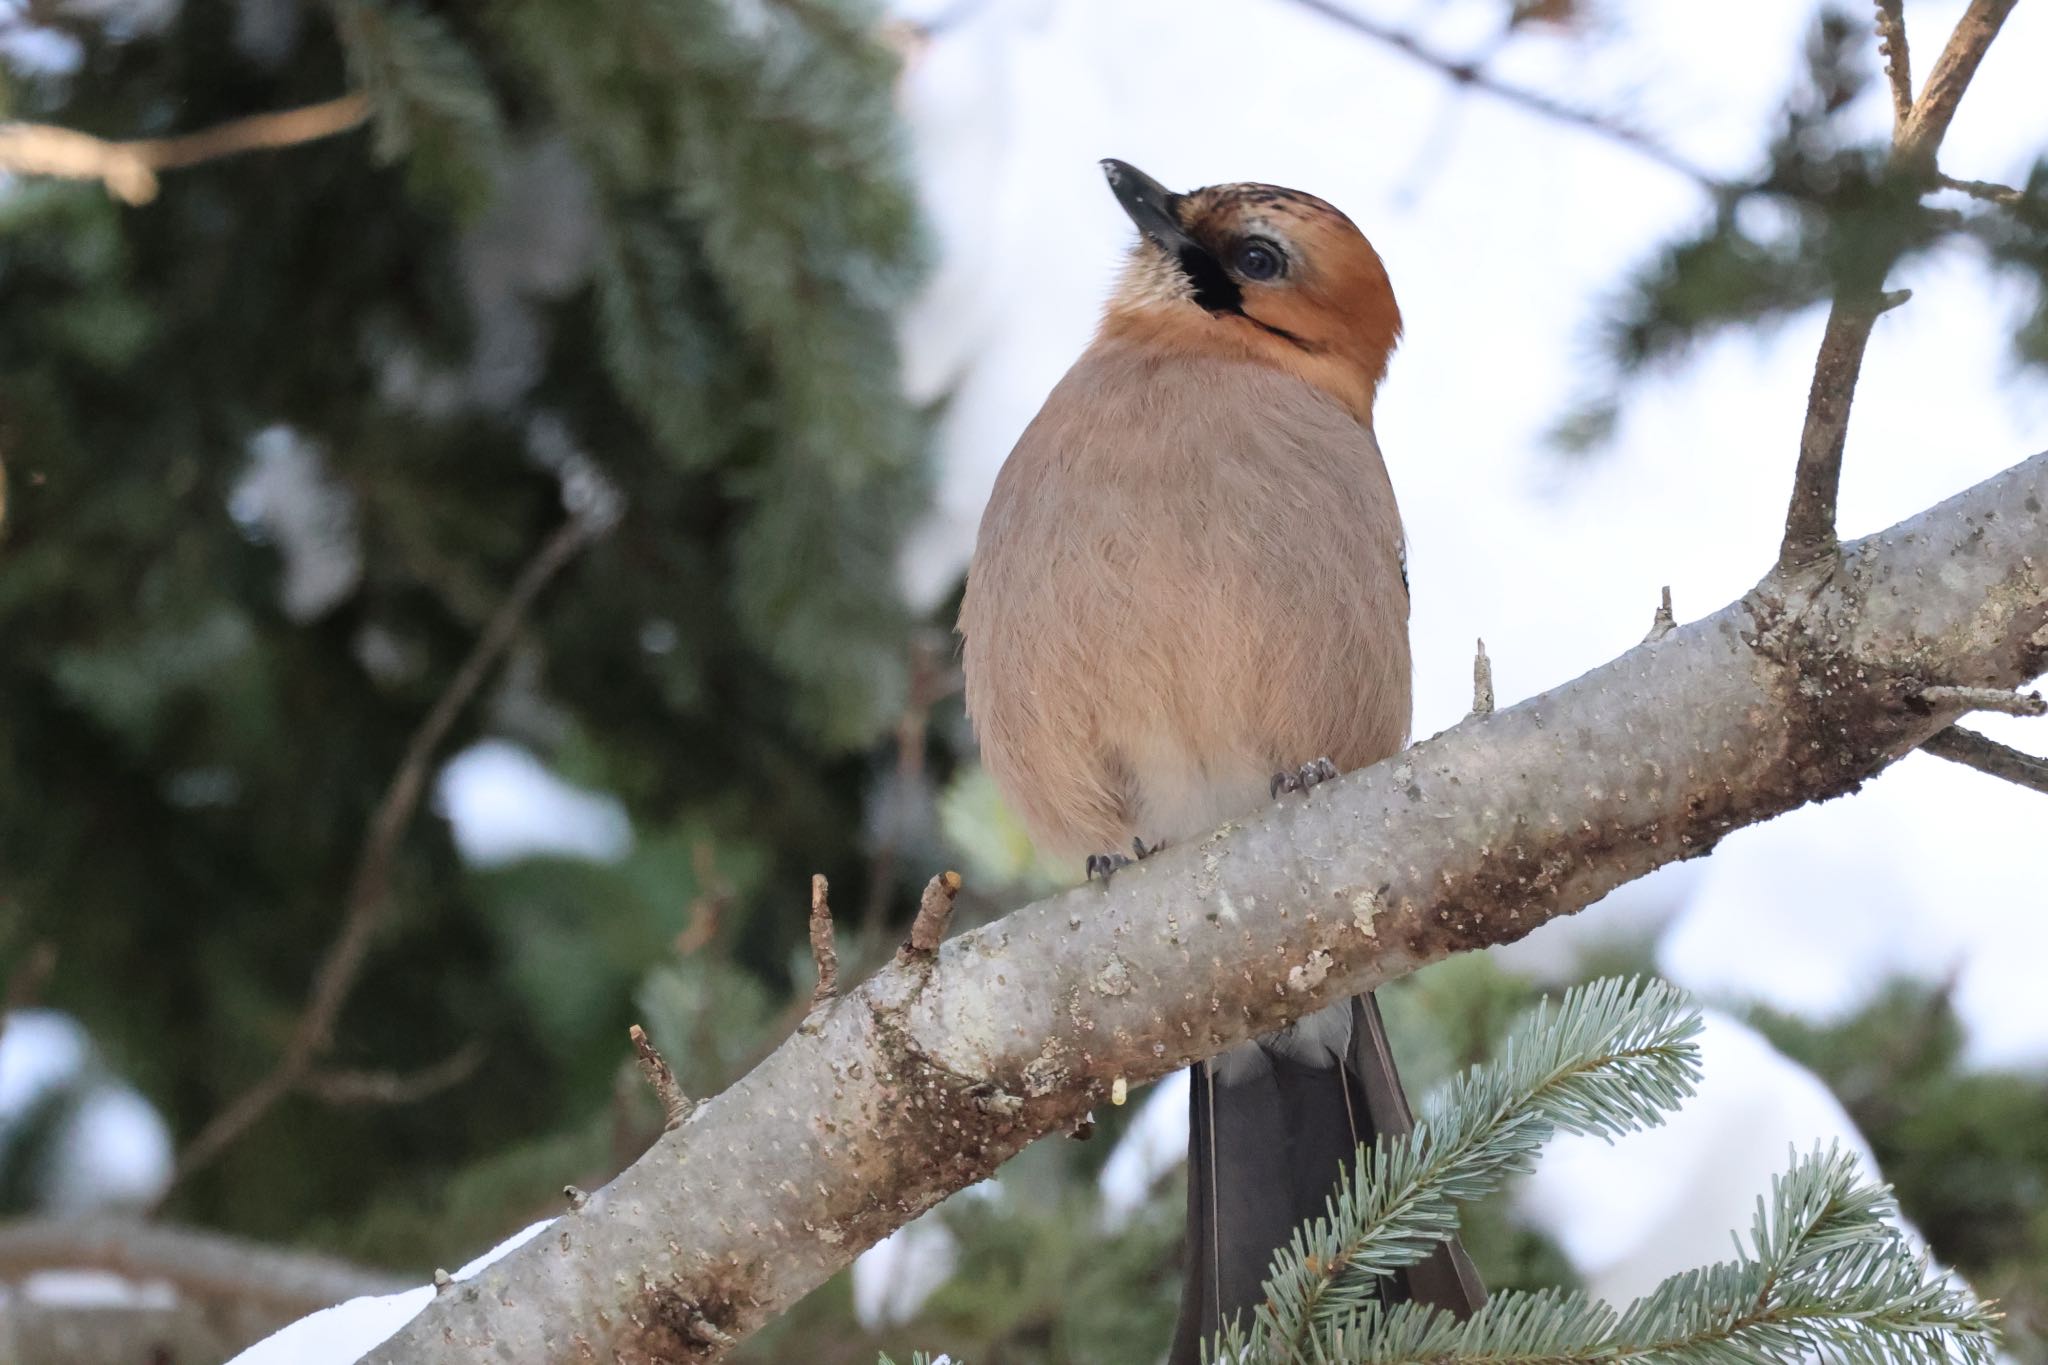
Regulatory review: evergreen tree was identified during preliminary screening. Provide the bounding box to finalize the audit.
[0,0,931,1256]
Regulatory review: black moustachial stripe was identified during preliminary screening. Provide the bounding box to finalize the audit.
[1178,245,1242,314]
[1174,245,1315,352]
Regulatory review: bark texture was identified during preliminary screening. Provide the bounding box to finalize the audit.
[371,452,2048,1363]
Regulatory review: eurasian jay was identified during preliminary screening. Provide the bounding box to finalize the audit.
[957,159,1485,1359]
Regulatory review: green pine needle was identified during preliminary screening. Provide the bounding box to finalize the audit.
[1205,978,1999,1365]
[1265,1146,1999,1364]
[1246,977,1703,1354]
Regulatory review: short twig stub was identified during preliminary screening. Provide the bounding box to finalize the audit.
[629,1024,696,1129]
[1643,586,1676,644]
[905,870,963,956]
[808,874,839,1007]
[1471,639,1495,716]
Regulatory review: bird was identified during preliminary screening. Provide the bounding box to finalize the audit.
[956,160,1485,1359]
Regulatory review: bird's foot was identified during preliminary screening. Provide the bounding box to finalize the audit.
[1270,756,1340,799]
[1086,837,1164,883]
[1085,852,1130,882]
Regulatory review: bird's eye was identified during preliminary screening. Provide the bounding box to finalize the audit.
[1232,239,1284,281]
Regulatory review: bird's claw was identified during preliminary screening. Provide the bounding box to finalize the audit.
[1088,837,1163,883]
[1270,756,1340,799]
[1086,851,1132,882]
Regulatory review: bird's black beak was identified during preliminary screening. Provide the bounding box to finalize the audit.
[1101,159,1202,258]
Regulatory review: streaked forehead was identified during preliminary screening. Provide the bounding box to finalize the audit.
[1183,181,1360,236]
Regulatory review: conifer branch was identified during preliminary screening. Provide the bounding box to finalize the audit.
[1218,1124,1997,1364]
[1240,979,1703,1357]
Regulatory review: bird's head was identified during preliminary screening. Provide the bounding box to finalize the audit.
[1097,159,1401,425]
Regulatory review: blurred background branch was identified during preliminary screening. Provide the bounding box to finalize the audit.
[0,1216,403,1315]
[1281,0,1726,191]
[0,92,369,204]
[170,506,607,1188]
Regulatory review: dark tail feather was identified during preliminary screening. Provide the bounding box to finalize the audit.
[1167,992,1485,1363]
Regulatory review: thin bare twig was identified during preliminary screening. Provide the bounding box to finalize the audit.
[1644,586,1676,644]
[905,871,962,957]
[1471,639,1495,716]
[860,631,961,942]
[676,838,729,957]
[1779,0,2015,572]
[808,874,839,1007]
[1874,0,1912,135]
[1918,684,2046,717]
[299,1040,486,1106]
[1921,726,2048,794]
[1282,0,1725,192]
[0,93,370,205]
[630,1023,695,1130]
[172,511,600,1187]
[1938,173,2026,207]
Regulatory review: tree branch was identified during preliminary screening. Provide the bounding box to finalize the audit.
[1280,0,1726,192]
[368,450,2048,1362]
[1916,683,2045,716]
[1896,0,2017,171]
[170,511,601,1187]
[1643,586,1676,644]
[0,93,370,205]
[630,1024,696,1129]
[1874,0,1912,135]
[1781,297,1891,570]
[1471,639,1495,716]
[1778,0,2015,572]
[0,1217,403,1317]
[808,874,839,1009]
[904,870,961,957]
[298,1039,487,1107]
[1937,172,2027,207]
[1922,725,2048,794]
